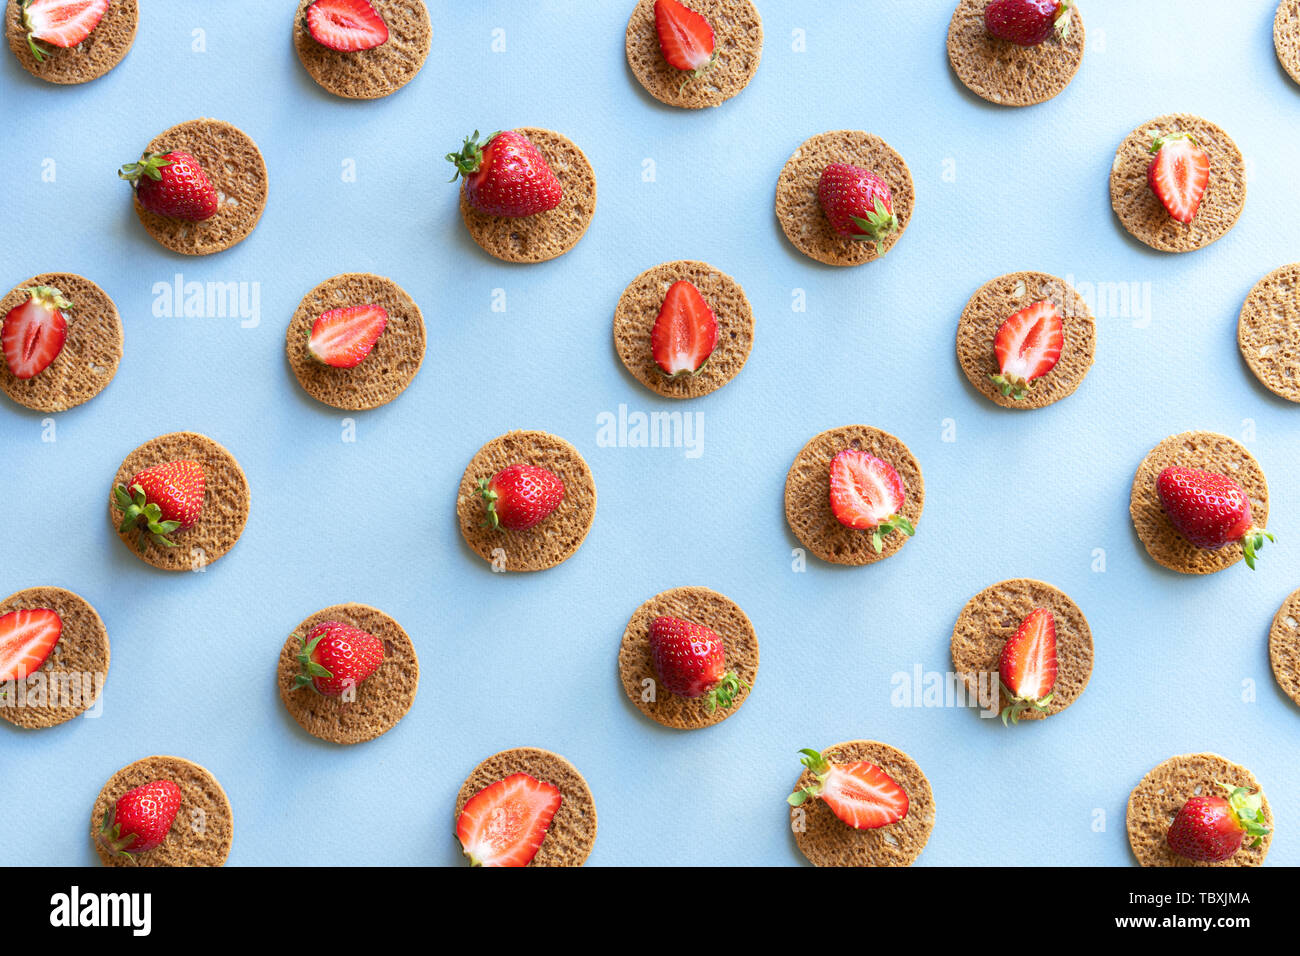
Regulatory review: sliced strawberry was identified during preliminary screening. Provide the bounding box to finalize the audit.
[2,286,70,380]
[22,0,108,61]
[650,280,718,377]
[999,607,1058,725]
[305,0,388,52]
[1147,133,1210,224]
[456,773,563,867]
[788,749,909,830]
[308,304,388,368]
[654,0,716,75]
[0,608,62,683]
[990,299,1063,400]
[828,448,915,550]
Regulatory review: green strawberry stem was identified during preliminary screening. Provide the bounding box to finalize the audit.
[870,514,915,554]
[1054,0,1073,41]
[988,372,1031,401]
[1241,528,1274,571]
[999,680,1053,726]
[787,748,832,806]
[98,807,138,860]
[118,153,176,186]
[848,197,898,243]
[113,483,181,549]
[676,51,719,94]
[1219,783,1270,847]
[704,671,748,713]
[445,130,502,182]
[293,631,335,692]
[26,285,73,312]
[477,477,504,530]
[1149,131,1199,155]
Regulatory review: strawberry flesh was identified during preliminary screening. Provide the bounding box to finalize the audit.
[828,449,915,551]
[789,750,909,830]
[23,0,108,58]
[456,773,562,867]
[305,0,389,52]
[654,0,715,72]
[1148,133,1210,224]
[990,299,1063,399]
[2,286,70,380]
[448,130,563,219]
[651,280,717,376]
[0,608,62,683]
[308,304,389,368]
[999,607,1057,724]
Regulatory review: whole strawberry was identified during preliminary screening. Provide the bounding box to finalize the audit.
[447,130,563,219]
[295,621,385,697]
[817,162,898,242]
[119,151,219,222]
[648,615,746,711]
[1156,465,1273,568]
[113,460,206,549]
[478,464,565,531]
[1167,785,1269,863]
[985,0,1072,47]
[99,779,182,858]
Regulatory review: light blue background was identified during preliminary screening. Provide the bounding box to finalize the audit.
[2,0,1298,867]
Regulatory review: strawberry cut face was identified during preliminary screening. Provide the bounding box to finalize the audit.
[0,608,63,683]
[305,0,389,52]
[1148,133,1210,224]
[828,448,915,551]
[998,607,1058,724]
[2,286,70,380]
[651,280,718,377]
[456,773,563,867]
[788,750,909,831]
[308,304,389,368]
[654,0,716,73]
[23,0,108,59]
[990,299,1064,399]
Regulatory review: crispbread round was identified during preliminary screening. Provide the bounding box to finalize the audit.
[945,0,1084,107]
[624,0,762,109]
[458,128,596,264]
[1110,114,1246,253]
[453,747,596,867]
[108,431,250,572]
[0,587,108,729]
[618,586,758,730]
[6,0,136,85]
[0,273,122,413]
[950,578,1093,722]
[789,740,934,867]
[775,130,914,267]
[613,260,754,399]
[1130,431,1269,575]
[1237,263,1300,403]
[293,0,431,100]
[130,119,268,257]
[92,755,233,867]
[456,430,596,572]
[784,425,923,566]
[1268,587,1300,707]
[1126,753,1272,867]
[287,273,426,410]
[956,271,1096,409]
[1276,0,1300,86]
[277,603,419,745]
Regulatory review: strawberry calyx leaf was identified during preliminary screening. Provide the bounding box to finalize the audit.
[847,198,899,243]
[988,372,1031,400]
[445,130,502,182]
[787,748,832,806]
[1219,783,1270,846]
[1148,131,1200,155]
[293,630,334,692]
[869,514,916,554]
[676,50,718,93]
[703,671,748,713]
[112,483,181,549]
[999,679,1053,726]
[1240,527,1274,571]
[25,285,73,313]
[477,477,504,530]
[1053,0,1073,41]
[98,807,138,859]
[118,153,176,186]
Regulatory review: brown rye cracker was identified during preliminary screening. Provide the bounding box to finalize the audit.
[458,128,596,264]
[956,270,1096,409]
[277,603,419,745]
[0,273,122,413]
[1127,753,1272,867]
[1130,431,1268,575]
[1268,587,1300,707]
[6,0,136,85]
[613,260,754,399]
[131,119,268,257]
[618,586,758,730]
[790,740,935,867]
[1276,1,1300,86]
[950,578,1093,722]
[1110,114,1246,253]
[1237,263,1300,403]
[287,273,426,410]
[784,425,923,566]
[293,0,431,100]
[624,0,762,109]
[775,130,914,267]
[456,430,596,572]
[454,747,596,867]
[108,431,250,572]
[946,0,1084,107]
[0,587,108,729]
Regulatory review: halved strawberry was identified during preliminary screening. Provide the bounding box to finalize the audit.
[456,773,563,867]
[788,749,909,830]
[308,304,388,368]
[999,607,1058,725]
[650,280,718,377]
[654,0,716,83]
[305,0,388,52]
[22,0,108,62]
[989,299,1063,400]
[2,286,70,380]
[828,448,915,550]
[1147,133,1210,224]
[0,608,62,683]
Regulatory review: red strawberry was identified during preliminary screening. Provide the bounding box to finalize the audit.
[647,615,746,711]
[308,304,388,368]
[984,0,1072,46]
[654,0,716,84]
[446,130,563,219]
[651,280,718,377]
[1148,133,1210,224]
[1156,466,1273,568]
[294,621,385,698]
[817,162,899,242]
[119,150,219,222]
[998,607,1057,725]
[113,460,206,549]
[478,464,565,531]
[456,773,562,867]
[787,749,909,830]
[304,0,388,52]
[2,285,70,380]
[21,0,108,62]
[989,299,1064,400]
[0,608,62,683]
[99,780,182,858]
[1166,785,1269,862]
[828,449,915,550]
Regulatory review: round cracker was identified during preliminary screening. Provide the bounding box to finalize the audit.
[456,430,596,572]
[1130,431,1269,575]
[1237,262,1300,403]
[277,603,419,745]
[624,0,762,109]
[613,260,754,399]
[789,740,935,867]
[956,271,1096,409]
[1276,0,1300,86]
[950,578,1093,722]
[775,130,914,267]
[130,119,268,257]
[945,0,1084,107]
[618,586,758,730]
[1110,114,1246,253]
[784,425,924,566]
[92,755,233,867]
[287,273,426,410]
[6,0,136,85]
[1268,587,1300,707]
[1126,753,1272,867]
[0,273,122,413]
[453,747,596,867]
[458,128,596,264]
[293,0,431,100]
[0,587,109,729]
[108,431,250,572]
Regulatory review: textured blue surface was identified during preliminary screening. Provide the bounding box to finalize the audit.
[2,0,1299,867]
